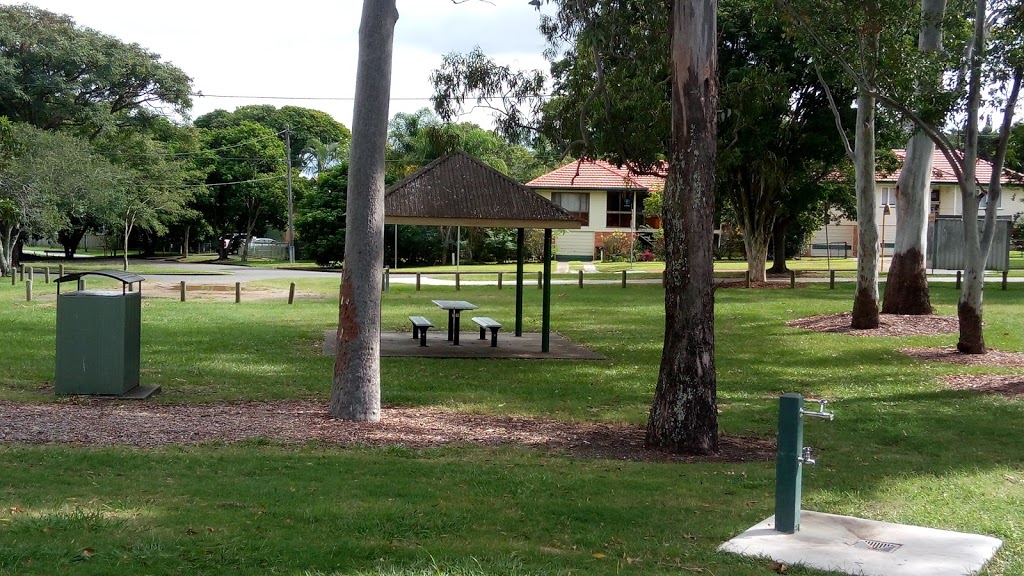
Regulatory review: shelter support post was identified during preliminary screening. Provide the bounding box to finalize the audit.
[542,228,552,353]
[516,228,525,337]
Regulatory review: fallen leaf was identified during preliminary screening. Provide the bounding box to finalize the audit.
[185,528,198,536]
[684,568,704,574]
[768,560,789,573]
[592,553,607,559]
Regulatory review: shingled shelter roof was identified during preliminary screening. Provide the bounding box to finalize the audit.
[384,150,583,229]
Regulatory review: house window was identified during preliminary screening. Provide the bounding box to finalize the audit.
[931,189,940,214]
[607,191,646,228]
[979,192,1002,211]
[880,186,896,206]
[552,192,589,225]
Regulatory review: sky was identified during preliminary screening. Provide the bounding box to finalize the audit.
[17,0,555,130]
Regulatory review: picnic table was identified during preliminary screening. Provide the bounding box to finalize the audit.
[431,299,478,345]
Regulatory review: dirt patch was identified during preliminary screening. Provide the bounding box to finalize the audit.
[145,282,306,302]
[900,346,1024,367]
[716,280,803,290]
[0,400,773,463]
[944,373,1024,399]
[786,313,959,337]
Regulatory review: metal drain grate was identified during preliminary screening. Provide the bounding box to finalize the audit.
[852,539,903,553]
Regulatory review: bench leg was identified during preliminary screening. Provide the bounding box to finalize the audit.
[420,327,428,347]
[479,326,486,340]
[412,325,419,339]
[490,328,499,348]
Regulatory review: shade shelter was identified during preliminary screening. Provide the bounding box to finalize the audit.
[384,150,582,352]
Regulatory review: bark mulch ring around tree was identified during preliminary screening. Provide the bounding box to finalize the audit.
[900,346,1024,400]
[786,312,960,337]
[0,401,774,463]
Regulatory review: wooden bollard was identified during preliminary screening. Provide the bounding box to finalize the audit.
[9,271,14,286]
[662,270,667,288]
[18,265,24,282]
[537,271,542,288]
[235,282,241,303]
[415,273,421,291]
[578,269,584,288]
[455,272,461,291]
[830,270,836,290]
[956,270,962,289]
[27,267,33,282]
[25,280,32,301]
[44,267,50,284]
[58,264,64,277]
[621,270,627,288]
[288,282,296,304]
[1002,270,1008,291]
[78,278,86,291]
[497,271,503,290]
[180,281,186,302]
[790,270,796,289]
[745,270,751,289]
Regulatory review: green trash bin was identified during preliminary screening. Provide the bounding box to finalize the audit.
[55,271,144,396]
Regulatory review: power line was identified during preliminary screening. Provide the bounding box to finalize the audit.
[144,175,288,189]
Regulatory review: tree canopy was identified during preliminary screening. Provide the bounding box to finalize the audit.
[0,5,192,138]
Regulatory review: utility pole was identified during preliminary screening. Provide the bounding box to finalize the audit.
[285,127,295,263]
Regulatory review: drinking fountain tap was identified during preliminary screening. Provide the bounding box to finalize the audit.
[775,393,834,533]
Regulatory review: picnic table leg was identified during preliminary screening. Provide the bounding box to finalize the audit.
[453,310,461,345]
[490,328,498,348]
[447,309,455,341]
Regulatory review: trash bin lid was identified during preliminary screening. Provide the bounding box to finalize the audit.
[55,270,144,294]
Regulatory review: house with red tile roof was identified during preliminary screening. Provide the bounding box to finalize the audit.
[808,149,1024,257]
[527,159,667,260]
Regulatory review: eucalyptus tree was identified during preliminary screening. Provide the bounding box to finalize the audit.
[781,0,1022,351]
[330,0,398,422]
[433,0,720,453]
[882,0,953,315]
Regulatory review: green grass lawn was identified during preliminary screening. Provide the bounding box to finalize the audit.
[1,279,1023,574]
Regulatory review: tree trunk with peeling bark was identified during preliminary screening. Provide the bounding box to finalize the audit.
[882,0,945,316]
[742,232,769,282]
[646,0,718,455]
[330,0,398,421]
[852,88,880,329]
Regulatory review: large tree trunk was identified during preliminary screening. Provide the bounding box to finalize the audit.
[956,0,987,354]
[852,88,880,329]
[742,229,770,282]
[882,0,945,315]
[58,227,86,259]
[330,0,398,422]
[768,220,789,274]
[646,0,718,455]
[0,224,17,277]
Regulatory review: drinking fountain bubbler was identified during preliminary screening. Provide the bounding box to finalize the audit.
[774,393,834,533]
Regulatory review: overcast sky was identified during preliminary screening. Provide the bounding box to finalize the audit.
[18,0,554,130]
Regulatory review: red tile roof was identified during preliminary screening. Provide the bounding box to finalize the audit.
[883,149,1023,185]
[527,159,667,190]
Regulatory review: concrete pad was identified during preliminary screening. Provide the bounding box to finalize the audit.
[719,511,1002,576]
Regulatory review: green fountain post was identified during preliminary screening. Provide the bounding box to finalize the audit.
[775,393,833,534]
[775,393,805,533]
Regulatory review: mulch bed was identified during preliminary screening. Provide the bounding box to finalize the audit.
[786,313,959,337]
[944,374,1024,399]
[900,346,1024,367]
[0,400,774,463]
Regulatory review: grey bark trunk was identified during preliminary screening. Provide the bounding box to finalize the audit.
[646,0,718,455]
[851,88,880,329]
[742,232,769,282]
[882,0,945,315]
[0,224,16,277]
[956,0,987,354]
[330,0,398,421]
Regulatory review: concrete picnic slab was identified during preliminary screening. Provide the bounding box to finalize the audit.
[323,330,606,360]
[719,511,1002,576]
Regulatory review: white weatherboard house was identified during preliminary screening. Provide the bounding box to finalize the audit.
[527,160,666,261]
[808,149,1024,257]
